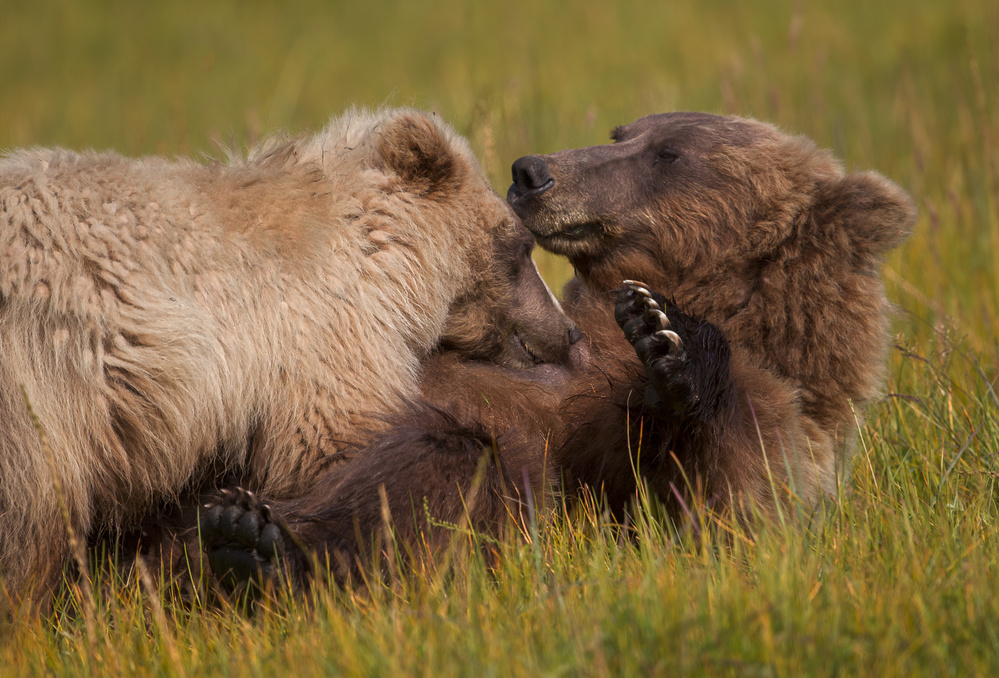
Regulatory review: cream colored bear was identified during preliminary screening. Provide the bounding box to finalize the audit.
[0,108,577,604]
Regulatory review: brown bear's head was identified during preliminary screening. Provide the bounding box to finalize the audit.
[372,110,583,369]
[507,112,915,301]
[436,217,586,369]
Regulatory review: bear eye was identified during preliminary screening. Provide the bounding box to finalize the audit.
[655,148,680,164]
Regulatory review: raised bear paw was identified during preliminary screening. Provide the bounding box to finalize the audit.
[199,487,306,594]
[615,281,731,421]
[615,280,686,364]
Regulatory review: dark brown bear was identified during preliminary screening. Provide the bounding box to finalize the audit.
[201,112,915,590]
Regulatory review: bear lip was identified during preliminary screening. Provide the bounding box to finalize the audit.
[513,330,544,365]
[534,221,604,248]
[562,221,603,238]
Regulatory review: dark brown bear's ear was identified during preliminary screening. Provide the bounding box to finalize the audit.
[376,112,463,198]
[816,172,917,253]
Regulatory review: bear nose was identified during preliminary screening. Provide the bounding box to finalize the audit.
[568,325,583,345]
[508,156,554,202]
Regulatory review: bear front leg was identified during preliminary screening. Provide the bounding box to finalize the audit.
[200,488,309,595]
[199,403,540,596]
[614,281,734,423]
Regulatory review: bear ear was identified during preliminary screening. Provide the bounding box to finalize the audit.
[817,172,917,253]
[376,112,462,198]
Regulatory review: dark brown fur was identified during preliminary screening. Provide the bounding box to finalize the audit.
[200,112,915,590]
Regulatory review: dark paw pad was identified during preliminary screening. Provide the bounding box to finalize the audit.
[200,487,301,593]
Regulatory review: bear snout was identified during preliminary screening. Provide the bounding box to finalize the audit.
[568,325,583,345]
[507,155,554,203]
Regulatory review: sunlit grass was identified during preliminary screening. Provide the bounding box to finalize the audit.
[9,345,999,675]
[6,341,998,675]
[2,0,998,674]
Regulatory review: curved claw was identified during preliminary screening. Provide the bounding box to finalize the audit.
[645,309,670,330]
[624,280,653,296]
[655,329,683,350]
[237,488,255,509]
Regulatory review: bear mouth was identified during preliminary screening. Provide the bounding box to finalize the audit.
[513,330,544,365]
[534,221,604,250]
[561,221,603,239]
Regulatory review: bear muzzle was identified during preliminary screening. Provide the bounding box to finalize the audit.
[508,155,554,204]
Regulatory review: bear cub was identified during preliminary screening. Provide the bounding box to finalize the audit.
[0,108,579,606]
[201,111,916,592]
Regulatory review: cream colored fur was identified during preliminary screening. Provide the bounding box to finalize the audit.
[0,108,520,602]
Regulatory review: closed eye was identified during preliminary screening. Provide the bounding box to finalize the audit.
[655,148,680,164]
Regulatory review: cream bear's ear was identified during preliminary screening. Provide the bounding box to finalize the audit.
[376,112,463,197]
[815,171,917,254]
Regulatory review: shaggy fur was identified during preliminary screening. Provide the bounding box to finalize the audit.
[0,107,579,605]
[200,112,916,591]
[509,112,915,507]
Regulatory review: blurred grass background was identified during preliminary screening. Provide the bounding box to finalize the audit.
[4,0,997,352]
[2,0,999,674]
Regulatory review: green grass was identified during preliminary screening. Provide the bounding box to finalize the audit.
[2,0,998,674]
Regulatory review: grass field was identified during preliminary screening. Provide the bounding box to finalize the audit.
[2,0,998,674]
